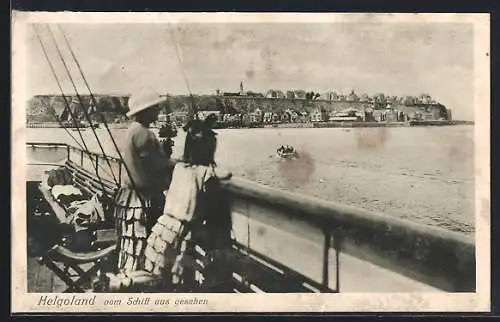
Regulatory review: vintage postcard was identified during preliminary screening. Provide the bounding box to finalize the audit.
[11,12,490,313]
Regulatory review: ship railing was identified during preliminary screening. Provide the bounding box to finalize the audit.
[222,177,475,292]
[26,142,476,293]
[27,142,122,188]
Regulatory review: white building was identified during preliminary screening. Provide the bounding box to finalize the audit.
[197,110,221,121]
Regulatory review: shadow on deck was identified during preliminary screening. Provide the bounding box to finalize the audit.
[27,257,66,293]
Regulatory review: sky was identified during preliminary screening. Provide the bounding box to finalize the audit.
[27,22,474,120]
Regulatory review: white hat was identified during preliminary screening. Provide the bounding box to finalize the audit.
[127,91,165,117]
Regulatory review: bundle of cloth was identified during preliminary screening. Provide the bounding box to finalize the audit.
[45,169,106,235]
[41,169,106,251]
[51,185,86,208]
[53,187,106,251]
[65,193,105,232]
[50,185,104,229]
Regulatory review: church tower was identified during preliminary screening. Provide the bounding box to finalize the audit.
[239,81,244,95]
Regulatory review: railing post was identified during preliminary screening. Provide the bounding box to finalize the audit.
[333,229,342,293]
[80,150,84,167]
[66,144,70,161]
[322,229,331,289]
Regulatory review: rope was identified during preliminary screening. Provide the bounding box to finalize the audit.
[167,24,198,121]
[57,24,146,207]
[33,25,108,192]
[37,99,118,180]
[46,25,119,187]
[167,25,251,288]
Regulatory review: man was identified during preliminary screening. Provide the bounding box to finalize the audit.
[121,91,174,194]
[114,90,175,273]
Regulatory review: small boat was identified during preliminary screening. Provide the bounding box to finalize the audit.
[277,146,298,159]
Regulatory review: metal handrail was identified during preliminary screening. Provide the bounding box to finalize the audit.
[220,177,475,292]
[27,142,122,164]
[27,142,123,186]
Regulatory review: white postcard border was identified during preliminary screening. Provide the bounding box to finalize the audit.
[11,12,491,313]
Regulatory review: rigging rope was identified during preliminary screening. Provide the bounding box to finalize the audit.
[167,24,198,121]
[46,25,119,187]
[38,99,118,181]
[33,25,109,192]
[56,24,145,205]
[167,24,252,267]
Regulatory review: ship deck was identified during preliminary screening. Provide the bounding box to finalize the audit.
[26,215,440,293]
[27,258,66,293]
[28,237,97,293]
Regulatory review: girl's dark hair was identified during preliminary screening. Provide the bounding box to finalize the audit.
[182,118,217,166]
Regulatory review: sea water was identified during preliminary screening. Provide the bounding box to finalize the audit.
[26,126,475,235]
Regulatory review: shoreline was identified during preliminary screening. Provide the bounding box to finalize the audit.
[27,120,474,129]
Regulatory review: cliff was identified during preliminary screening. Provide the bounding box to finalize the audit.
[26,94,450,123]
[26,95,129,123]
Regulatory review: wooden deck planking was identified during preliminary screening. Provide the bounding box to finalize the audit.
[28,256,100,293]
[27,257,67,293]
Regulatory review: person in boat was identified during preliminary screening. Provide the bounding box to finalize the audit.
[113,90,176,273]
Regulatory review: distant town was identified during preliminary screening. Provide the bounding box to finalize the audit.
[27,82,459,128]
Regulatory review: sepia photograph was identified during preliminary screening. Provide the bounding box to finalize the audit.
[11,12,490,312]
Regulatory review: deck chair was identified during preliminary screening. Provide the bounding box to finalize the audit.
[36,182,119,292]
[38,243,116,292]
